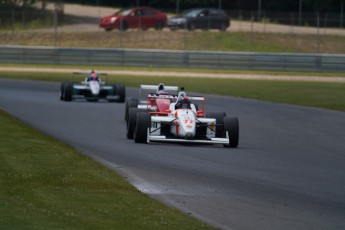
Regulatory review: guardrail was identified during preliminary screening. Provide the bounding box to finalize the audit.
[0,45,344,72]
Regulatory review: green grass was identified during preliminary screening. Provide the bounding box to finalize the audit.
[1,70,345,112]
[1,30,344,54]
[115,75,345,112]
[0,110,215,229]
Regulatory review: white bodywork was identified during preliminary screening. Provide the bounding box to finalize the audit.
[148,110,229,144]
[140,84,179,96]
[147,92,230,145]
[89,80,101,95]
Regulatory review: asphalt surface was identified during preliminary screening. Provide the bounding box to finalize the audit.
[1,78,344,230]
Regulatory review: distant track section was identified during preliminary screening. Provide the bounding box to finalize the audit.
[1,45,345,72]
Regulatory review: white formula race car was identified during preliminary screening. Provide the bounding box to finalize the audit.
[60,72,125,102]
[128,90,239,148]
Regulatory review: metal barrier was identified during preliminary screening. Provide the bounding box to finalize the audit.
[0,45,344,72]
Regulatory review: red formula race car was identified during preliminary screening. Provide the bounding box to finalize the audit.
[124,83,179,122]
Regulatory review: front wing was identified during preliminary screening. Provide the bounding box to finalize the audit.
[72,85,114,98]
[147,129,230,145]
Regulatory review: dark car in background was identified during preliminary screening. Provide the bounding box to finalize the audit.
[167,8,230,31]
[99,7,167,31]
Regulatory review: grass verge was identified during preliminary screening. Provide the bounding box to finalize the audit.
[1,30,344,54]
[0,110,214,229]
[1,71,345,112]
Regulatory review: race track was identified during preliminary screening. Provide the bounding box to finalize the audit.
[1,78,344,230]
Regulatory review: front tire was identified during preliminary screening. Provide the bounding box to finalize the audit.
[63,82,73,101]
[134,112,151,143]
[223,117,239,148]
[206,112,226,138]
[127,108,142,139]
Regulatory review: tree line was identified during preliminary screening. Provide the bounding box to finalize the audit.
[0,0,344,13]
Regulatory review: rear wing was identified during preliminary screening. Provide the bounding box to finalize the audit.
[140,84,179,98]
[72,72,108,83]
[72,72,108,76]
[188,96,204,101]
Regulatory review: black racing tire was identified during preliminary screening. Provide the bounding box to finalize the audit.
[134,112,151,143]
[63,82,73,101]
[206,112,226,138]
[223,117,239,148]
[125,98,139,122]
[111,84,117,94]
[127,108,142,139]
[60,82,66,100]
[115,84,126,103]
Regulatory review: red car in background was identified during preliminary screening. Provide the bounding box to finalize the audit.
[99,7,167,31]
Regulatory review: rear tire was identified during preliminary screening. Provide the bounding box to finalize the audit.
[223,117,239,148]
[125,98,139,122]
[63,82,73,101]
[134,112,151,143]
[60,82,66,100]
[206,112,226,137]
[115,84,126,103]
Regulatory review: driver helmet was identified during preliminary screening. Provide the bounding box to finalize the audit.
[90,70,96,78]
[180,97,191,108]
[157,83,167,94]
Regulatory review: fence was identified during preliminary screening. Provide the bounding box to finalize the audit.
[1,45,344,72]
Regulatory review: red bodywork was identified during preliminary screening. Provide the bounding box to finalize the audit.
[146,94,205,117]
[147,97,171,116]
[99,7,167,31]
[156,98,171,112]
